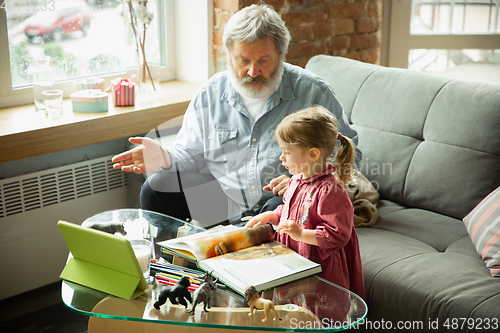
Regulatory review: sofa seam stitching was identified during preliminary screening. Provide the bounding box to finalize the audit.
[468,292,500,320]
[401,80,452,200]
[352,124,421,139]
[493,172,500,190]
[401,142,420,200]
[368,252,435,297]
[350,68,380,124]
[354,125,500,157]
[420,80,452,141]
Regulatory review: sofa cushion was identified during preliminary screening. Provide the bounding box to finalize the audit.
[303,55,378,121]
[358,200,474,293]
[305,55,500,220]
[305,54,500,331]
[410,81,500,219]
[463,186,500,277]
[357,199,500,326]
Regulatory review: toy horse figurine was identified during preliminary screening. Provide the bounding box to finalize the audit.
[154,276,192,309]
[87,222,127,236]
[189,271,217,314]
[245,285,281,322]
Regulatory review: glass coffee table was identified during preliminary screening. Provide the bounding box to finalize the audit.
[62,209,367,332]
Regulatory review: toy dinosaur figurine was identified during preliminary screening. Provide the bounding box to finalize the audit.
[189,271,218,314]
[87,222,127,236]
[153,276,192,309]
[245,285,281,322]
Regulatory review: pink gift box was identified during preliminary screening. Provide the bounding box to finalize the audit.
[111,78,135,106]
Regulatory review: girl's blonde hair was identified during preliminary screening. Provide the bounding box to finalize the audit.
[275,105,355,185]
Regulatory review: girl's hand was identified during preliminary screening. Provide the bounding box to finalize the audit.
[276,220,319,245]
[242,211,279,228]
[242,215,264,228]
[276,220,302,241]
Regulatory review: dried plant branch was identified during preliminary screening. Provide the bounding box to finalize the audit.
[126,0,156,91]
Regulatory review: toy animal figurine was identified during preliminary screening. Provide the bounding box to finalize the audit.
[153,276,192,309]
[245,285,281,322]
[189,271,218,314]
[87,222,127,236]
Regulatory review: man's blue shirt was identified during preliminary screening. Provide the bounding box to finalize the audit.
[167,63,360,220]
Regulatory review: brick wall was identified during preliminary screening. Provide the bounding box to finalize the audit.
[213,0,382,72]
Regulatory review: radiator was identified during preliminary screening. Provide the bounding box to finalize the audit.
[0,155,129,300]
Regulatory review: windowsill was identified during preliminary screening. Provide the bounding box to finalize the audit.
[0,80,200,164]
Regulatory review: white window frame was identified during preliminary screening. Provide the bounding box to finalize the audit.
[0,0,214,109]
[385,0,500,69]
[174,0,214,84]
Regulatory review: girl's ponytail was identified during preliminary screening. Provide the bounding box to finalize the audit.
[333,133,355,185]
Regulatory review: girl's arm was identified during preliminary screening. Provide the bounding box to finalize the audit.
[312,183,354,259]
[277,181,353,247]
[276,220,318,245]
[243,211,279,228]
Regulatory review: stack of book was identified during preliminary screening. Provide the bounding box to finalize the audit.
[150,260,227,290]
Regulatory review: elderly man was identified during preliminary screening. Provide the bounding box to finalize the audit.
[112,4,360,227]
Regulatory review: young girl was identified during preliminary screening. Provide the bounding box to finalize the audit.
[244,105,365,300]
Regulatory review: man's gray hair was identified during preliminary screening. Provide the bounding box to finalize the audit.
[223,4,291,56]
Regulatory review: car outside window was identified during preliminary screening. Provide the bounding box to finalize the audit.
[5,0,164,89]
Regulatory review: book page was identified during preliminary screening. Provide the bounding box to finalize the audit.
[158,224,274,261]
[199,241,321,293]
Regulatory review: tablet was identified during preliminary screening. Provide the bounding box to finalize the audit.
[58,220,148,299]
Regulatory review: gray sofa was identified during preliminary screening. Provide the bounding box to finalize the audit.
[305,55,500,332]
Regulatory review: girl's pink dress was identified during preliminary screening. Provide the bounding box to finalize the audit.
[275,163,366,300]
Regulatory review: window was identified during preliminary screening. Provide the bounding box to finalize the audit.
[0,0,175,108]
[409,48,499,71]
[386,0,500,71]
[410,0,498,34]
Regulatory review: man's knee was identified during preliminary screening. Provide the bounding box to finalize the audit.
[261,196,283,212]
[142,172,182,194]
[139,171,228,227]
[140,172,190,218]
[140,172,182,211]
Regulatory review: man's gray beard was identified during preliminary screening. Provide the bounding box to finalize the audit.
[227,55,284,100]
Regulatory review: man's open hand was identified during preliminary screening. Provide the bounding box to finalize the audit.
[111,137,170,174]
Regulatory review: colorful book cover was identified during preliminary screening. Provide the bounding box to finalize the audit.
[158,224,274,261]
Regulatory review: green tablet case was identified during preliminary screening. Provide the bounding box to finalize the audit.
[58,220,148,300]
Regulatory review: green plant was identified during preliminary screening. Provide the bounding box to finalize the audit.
[43,42,79,78]
[89,53,123,74]
[9,41,33,86]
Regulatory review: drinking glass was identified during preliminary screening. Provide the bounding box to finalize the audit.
[43,90,63,119]
[32,56,55,111]
[130,239,152,282]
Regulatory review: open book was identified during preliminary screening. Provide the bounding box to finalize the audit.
[157,224,322,295]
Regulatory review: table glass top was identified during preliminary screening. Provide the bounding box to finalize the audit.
[62,209,367,331]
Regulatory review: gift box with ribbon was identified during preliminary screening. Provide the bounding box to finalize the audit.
[70,89,109,113]
[111,77,135,106]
